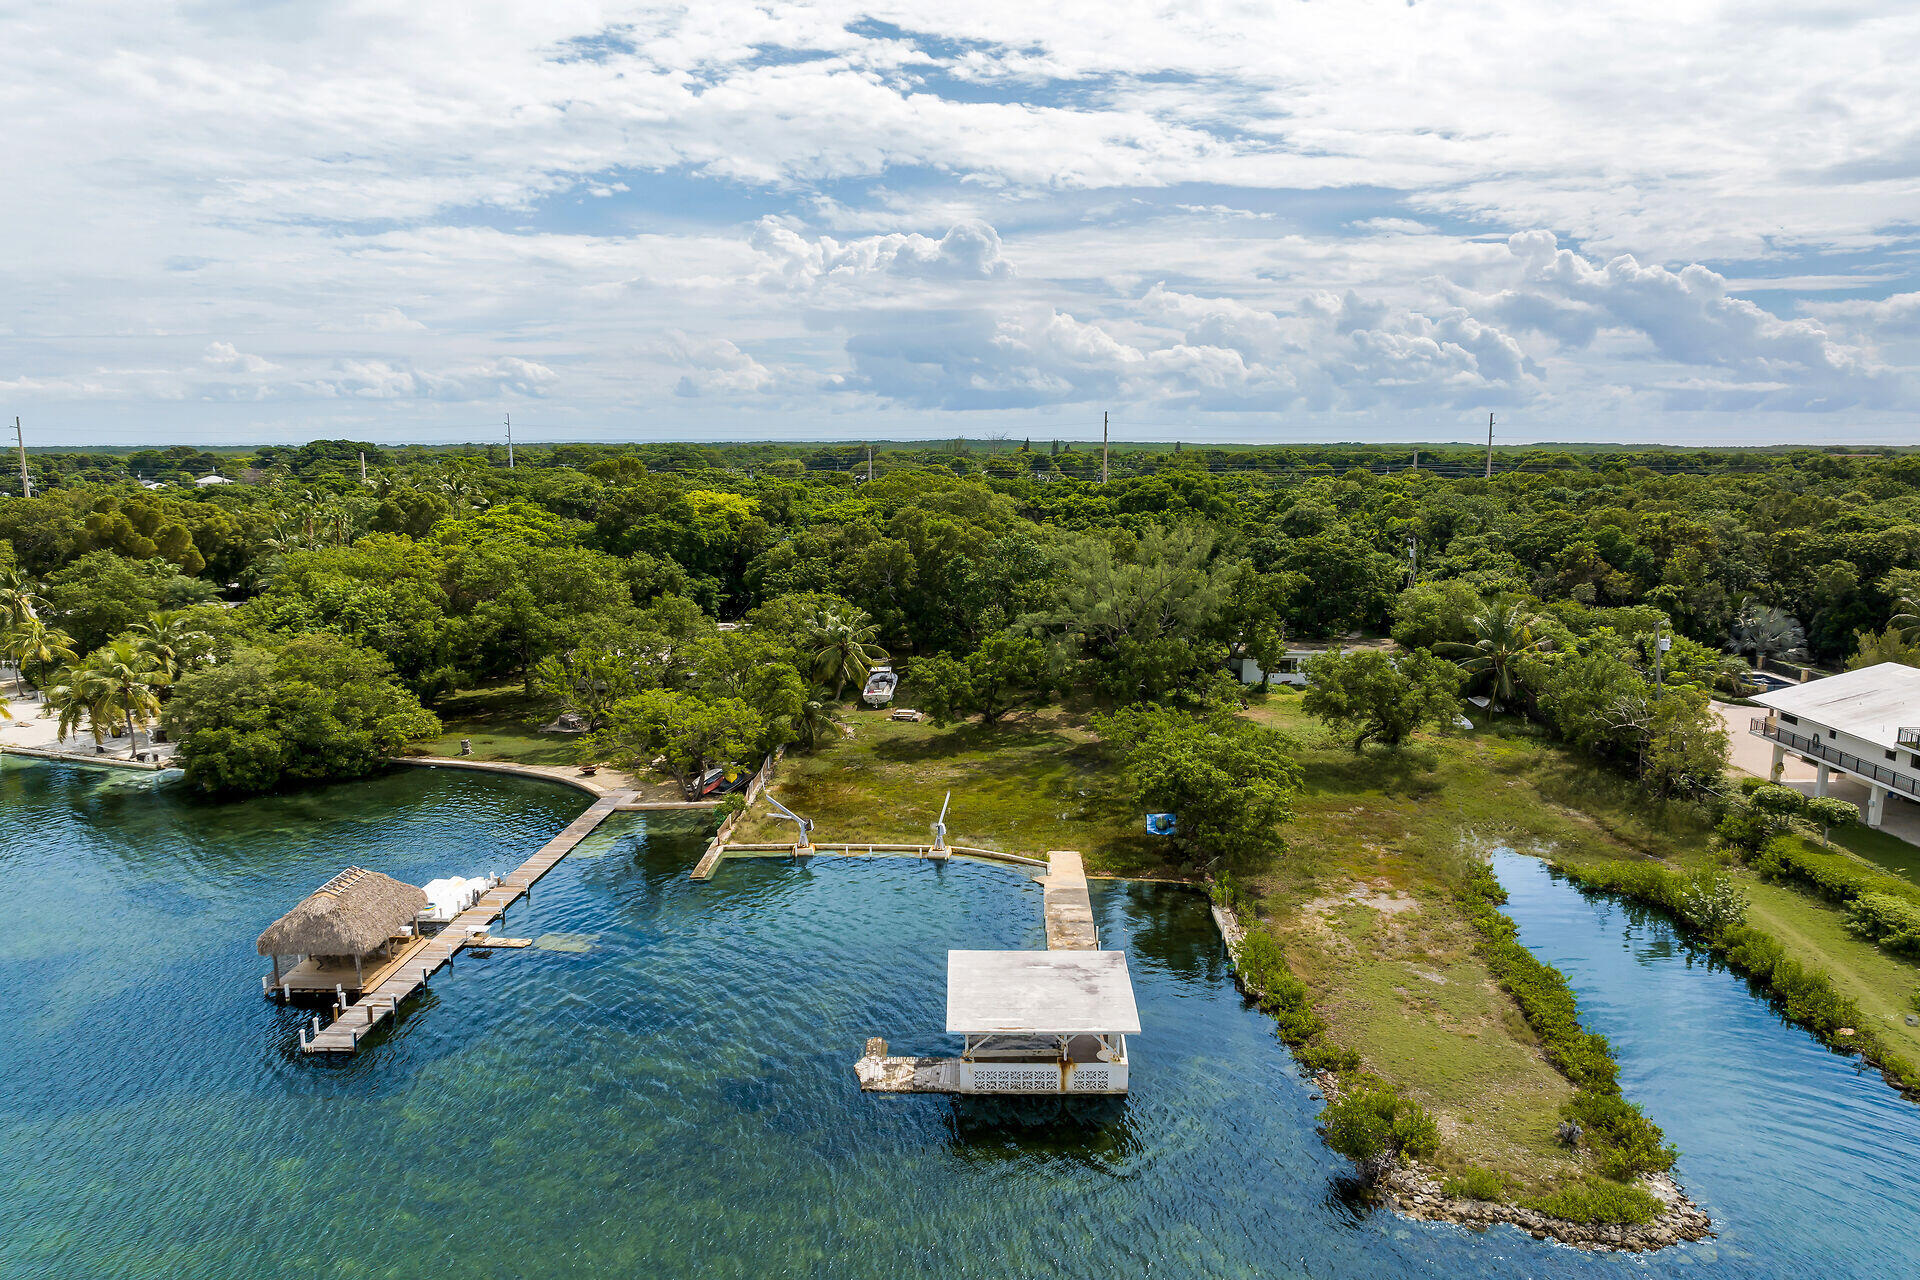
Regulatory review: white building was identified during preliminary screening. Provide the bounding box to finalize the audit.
[945,949,1138,1093]
[1233,638,1394,687]
[1749,662,1920,828]
[195,474,234,486]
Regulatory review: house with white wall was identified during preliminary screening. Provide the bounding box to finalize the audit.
[1749,662,1920,828]
[1233,638,1394,688]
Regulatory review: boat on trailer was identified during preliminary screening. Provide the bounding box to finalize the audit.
[862,666,899,706]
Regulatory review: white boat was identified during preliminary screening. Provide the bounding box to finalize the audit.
[418,875,497,924]
[862,666,899,706]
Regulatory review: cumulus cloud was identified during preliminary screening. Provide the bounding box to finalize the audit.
[201,341,276,373]
[751,218,1013,289]
[1501,231,1904,409]
[302,357,559,401]
[4,3,1920,441]
[842,284,1538,413]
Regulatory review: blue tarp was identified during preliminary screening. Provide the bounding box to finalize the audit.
[1145,813,1178,837]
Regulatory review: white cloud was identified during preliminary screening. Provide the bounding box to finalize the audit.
[3,2,1919,443]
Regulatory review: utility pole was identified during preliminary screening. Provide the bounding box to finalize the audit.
[1407,533,1418,586]
[359,451,368,485]
[1654,619,1670,688]
[1101,411,1110,484]
[1484,412,1495,479]
[1411,448,1419,472]
[14,417,29,498]
[865,442,874,482]
[505,412,515,469]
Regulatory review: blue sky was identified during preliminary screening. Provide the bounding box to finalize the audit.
[5,1,1919,447]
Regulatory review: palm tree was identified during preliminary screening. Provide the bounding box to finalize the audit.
[5,618,77,694]
[128,611,214,689]
[1728,602,1809,670]
[796,692,844,749]
[62,641,166,753]
[1891,594,1920,641]
[805,607,888,700]
[43,667,104,747]
[1439,603,1550,712]
[0,568,43,629]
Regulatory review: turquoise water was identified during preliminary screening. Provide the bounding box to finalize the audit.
[5,759,1920,1278]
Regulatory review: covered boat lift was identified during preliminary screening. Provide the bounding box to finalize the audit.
[947,950,1138,1093]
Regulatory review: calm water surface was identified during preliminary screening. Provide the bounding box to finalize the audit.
[5,759,1919,1278]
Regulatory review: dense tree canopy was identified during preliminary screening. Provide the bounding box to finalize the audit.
[10,440,1920,802]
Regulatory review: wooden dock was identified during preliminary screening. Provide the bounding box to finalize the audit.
[300,791,633,1053]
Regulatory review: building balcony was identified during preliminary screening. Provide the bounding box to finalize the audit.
[1752,719,1920,800]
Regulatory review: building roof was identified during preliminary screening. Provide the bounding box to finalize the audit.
[195,474,233,485]
[1751,663,1920,750]
[946,949,1141,1035]
[256,867,427,957]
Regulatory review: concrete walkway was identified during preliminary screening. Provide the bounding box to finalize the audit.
[1041,850,1100,950]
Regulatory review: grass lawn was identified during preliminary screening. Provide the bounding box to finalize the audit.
[411,685,580,766]
[1238,693,1677,1192]
[733,704,1178,874]
[1830,821,1920,887]
[1741,880,1920,1059]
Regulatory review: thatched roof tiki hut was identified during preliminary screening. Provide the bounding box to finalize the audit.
[258,867,429,996]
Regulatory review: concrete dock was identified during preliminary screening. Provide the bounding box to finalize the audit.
[1040,850,1099,950]
[300,790,633,1053]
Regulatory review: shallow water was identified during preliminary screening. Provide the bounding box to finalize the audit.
[4,760,1919,1278]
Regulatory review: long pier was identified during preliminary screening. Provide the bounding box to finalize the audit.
[300,790,634,1053]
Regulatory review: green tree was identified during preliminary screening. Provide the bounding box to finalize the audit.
[805,605,889,699]
[1301,648,1463,751]
[4,616,75,693]
[1728,602,1809,669]
[916,631,1048,726]
[1640,688,1730,797]
[1389,579,1483,650]
[42,552,217,654]
[1321,1087,1441,1182]
[1439,603,1550,711]
[56,639,166,751]
[1094,704,1300,870]
[127,610,216,690]
[162,635,440,794]
[587,688,763,797]
[1029,524,1242,701]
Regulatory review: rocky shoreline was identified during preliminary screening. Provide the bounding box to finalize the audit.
[1209,901,1714,1253]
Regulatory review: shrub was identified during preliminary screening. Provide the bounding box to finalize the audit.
[1322,1087,1441,1175]
[1442,1167,1506,1201]
[1564,1092,1677,1177]
[1846,893,1920,958]
[1719,926,1866,1035]
[1676,871,1748,939]
[1522,1180,1665,1226]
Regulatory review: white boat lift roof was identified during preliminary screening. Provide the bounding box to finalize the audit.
[945,950,1141,1036]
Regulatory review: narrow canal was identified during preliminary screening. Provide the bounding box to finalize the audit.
[4,759,1919,1278]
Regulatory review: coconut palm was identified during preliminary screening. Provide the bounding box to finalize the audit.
[805,607,888,700]
[0,568,43,628]
[796,692,844,749]
[5,618,77,693]
[1438,603,1550,711]
[43,667,104,746]
[1892,594,1920,641]
[128,611,214,688]
[1727,602,1809,669]
[62,641,166,752]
